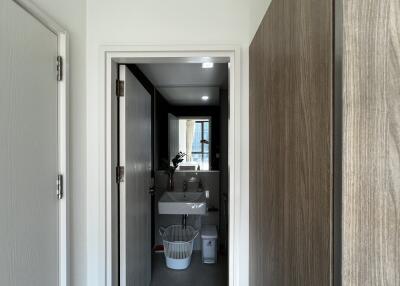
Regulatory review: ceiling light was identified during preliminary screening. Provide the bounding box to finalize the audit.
[201,96,209,101]
[202,62,214,69]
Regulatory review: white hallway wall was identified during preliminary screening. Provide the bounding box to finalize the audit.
[28,0,87,286]
[86,0,271,285]
[15,0,270,285]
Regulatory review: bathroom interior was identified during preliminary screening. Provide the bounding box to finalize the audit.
[123,62,229,285]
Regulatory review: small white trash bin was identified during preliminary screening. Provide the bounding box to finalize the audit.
[201,225,218,264]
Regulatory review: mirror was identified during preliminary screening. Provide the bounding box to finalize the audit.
[168,115,211,171]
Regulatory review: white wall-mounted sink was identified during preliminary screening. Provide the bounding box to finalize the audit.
[158,192,207,215]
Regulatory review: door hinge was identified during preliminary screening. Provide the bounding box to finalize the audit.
[116,166,125,183]
[56,174,63,200]
[116,80,124,97]
[57,56,63,81]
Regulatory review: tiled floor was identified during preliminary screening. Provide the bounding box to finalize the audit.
[150,252,228,286]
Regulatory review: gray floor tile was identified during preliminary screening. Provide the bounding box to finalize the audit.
[151,252,228,286]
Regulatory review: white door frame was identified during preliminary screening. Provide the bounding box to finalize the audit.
[101,45,246,286]
[11,1,69,286]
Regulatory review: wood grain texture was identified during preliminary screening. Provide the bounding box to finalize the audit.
[342,0,400,285]
[249,0,333,285]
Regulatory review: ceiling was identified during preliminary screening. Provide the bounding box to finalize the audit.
[137,63,228,106]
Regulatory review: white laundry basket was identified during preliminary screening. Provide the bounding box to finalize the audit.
[159,225,199,270]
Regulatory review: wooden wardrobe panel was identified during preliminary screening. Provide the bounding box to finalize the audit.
[249,0,333,285]
[342,0,400,285]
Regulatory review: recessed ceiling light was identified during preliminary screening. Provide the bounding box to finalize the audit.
[202,95,209,101]
[202,62,214,69]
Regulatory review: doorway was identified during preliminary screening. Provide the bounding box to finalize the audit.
[103,47,245,286]
[119,62,227,285]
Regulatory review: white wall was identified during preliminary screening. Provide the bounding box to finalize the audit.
[249,0,273,40]
[5,0,272,285]
[86,0,271,285]
[178,120,187,154]
[28,1,87,286]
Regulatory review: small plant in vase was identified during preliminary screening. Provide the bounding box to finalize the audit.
[163,152,186,191]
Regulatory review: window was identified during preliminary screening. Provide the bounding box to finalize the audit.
[191,120,210,170]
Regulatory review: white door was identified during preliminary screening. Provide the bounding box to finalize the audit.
[119,65,152,286]
[0,1,60,286]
